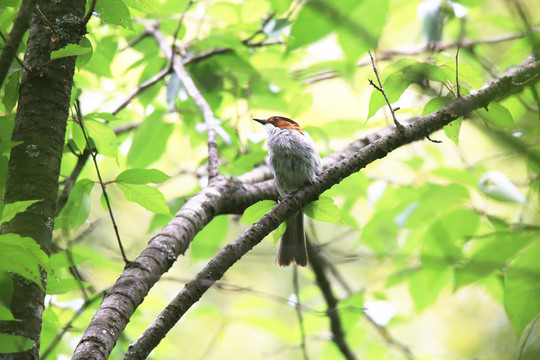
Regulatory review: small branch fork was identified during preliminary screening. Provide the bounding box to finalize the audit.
[368,51,404,130]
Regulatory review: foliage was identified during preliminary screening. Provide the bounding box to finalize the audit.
[0,0,540,359]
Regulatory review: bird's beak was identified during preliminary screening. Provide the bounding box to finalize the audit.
[253,118,267,125]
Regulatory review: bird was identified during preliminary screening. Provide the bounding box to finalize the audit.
[253,116,321,266]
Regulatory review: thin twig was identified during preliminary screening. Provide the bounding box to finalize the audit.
[170,0,195,61]
[151,24,220,180]
[82,0,97,26]
[455,45,461,98]
[111,66,170,115]
[425,134,442,143]
[293,267,310,360]
[368,51,403,129]
[73,101,130,265]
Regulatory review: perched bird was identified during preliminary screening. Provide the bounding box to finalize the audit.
[253,116,321,266]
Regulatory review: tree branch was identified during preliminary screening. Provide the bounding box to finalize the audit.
[0,0,36,88]
[307,241,356,360]
[72,55,540,360]
[149,23,220,181]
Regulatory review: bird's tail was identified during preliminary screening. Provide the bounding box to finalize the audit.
[276,211,308,267]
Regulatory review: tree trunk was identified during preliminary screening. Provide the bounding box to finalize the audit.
[0,1,86,358]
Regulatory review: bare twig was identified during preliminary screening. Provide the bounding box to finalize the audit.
[368,51,403,129]
[82,0,97,26]
[0,0,36,87]
[307,241,357,360]
[150,24,220,180]
[73,102,130,265]
[425,134,442,143]
[111,66,170,115]
[455,46,461,98]
[170,0,195,61]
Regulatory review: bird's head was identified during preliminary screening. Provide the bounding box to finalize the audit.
[253,116,303,133]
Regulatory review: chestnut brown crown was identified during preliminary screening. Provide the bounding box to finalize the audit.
[253,116,303,133]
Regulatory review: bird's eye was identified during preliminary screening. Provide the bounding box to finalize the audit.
[273,117,279,121]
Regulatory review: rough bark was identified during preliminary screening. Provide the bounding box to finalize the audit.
[0,1,86,358]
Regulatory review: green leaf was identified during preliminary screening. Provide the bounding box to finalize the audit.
[360,211,399,256]
[420,218,463,269]
[504,241,540,337]
[2,70,20,114]
[85,112,118,123]
[443,117,463,145]
[241,200,277,224]
[287,2,334,52]
[409,266,453,312]
[192,216,228,260]
[71,121,86,153]
[50,43,91,60]
[95,0,134,30]
[406,183,469,228]
[272,222,287,246]
[55,179,94,231]
[422,96,454,116]
[0,334,34,353]
[0,305,16,321]
[368,61,449,119]
[49,251,89,269]
[303,196,341,223]
[456,231,536,288]
[46,277,92,295]
[115,169,170,184]
[336,0,388,63]
[476,102,514,128]
[123,0,156,13]
[75,36,93,69]
[1,199,41,225]
[83,119,118,158]
[117,183,172,216]
[127,110,174,168]
[0,234,49,289]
